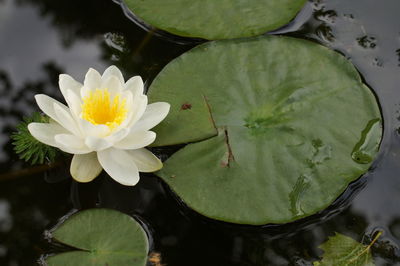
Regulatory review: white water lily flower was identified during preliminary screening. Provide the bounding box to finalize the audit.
[28,66,170,186]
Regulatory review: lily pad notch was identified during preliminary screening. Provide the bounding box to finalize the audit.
[148,35,382,225]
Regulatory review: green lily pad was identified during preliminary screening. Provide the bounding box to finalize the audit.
[149,36,382,225]
[46,209,149,266]
[123,0,307,40]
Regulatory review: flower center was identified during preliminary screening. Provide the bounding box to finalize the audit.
[81,88,127,130]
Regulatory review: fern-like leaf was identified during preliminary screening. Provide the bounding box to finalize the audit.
[11,112,60,165]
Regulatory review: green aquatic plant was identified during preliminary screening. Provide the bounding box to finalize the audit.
[11,112,58,165]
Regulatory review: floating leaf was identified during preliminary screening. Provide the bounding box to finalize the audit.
[123,0,307,40]
[314,232,382,266]
[46,209,149,266]
[11,112,59,165]
[148,36,382,225]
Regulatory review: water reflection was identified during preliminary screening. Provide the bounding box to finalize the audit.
[0,0,191,170]
[0,175,70,265]
[0,0,189,264]
[0,200,12,233]
[1,0,400,265]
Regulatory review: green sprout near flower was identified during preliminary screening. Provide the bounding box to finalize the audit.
[11,112,59,165]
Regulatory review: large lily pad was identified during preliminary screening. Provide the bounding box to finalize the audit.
[149,36,382,225]
[123,0,307,40]
[46,209,149,266]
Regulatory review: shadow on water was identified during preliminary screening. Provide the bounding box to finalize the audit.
[1,0,400,265]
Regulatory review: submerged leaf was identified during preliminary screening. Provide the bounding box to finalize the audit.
[46,209,149,266]
[11,112,59,165]
[148,36,382,225]
[314,232,382,266]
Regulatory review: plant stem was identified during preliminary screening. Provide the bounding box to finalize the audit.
[0,161,63,181]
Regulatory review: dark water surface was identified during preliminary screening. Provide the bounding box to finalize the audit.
[0,0,400,265]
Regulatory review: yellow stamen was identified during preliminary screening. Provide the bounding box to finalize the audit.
[81,88,127,130]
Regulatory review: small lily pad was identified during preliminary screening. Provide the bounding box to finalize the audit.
[149,36,382,225]
[123,0,307,40]
[46,209,149,266]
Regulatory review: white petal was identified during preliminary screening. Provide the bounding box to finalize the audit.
[70,153,102,183]
[82,68,101,98]
[121,90,134,110]
[105,128,129,144]
[28,122,68,148]
[35,94,69,123]
[128,148,162,172]
[66,89,82,118]
[132,102,170,132]
[113,131,156,150]
[97,148,140,186]
[78,119,110,138]
[85,136,112,151]
[101,76,123,96]
[53,103,81,136]
[127,95,148,128]
[54,134,91,154]
[59,74,82,102]
[125,76,144,97]
[102,65,124,84]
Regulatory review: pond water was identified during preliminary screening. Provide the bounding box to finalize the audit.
[0,0,400,265]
